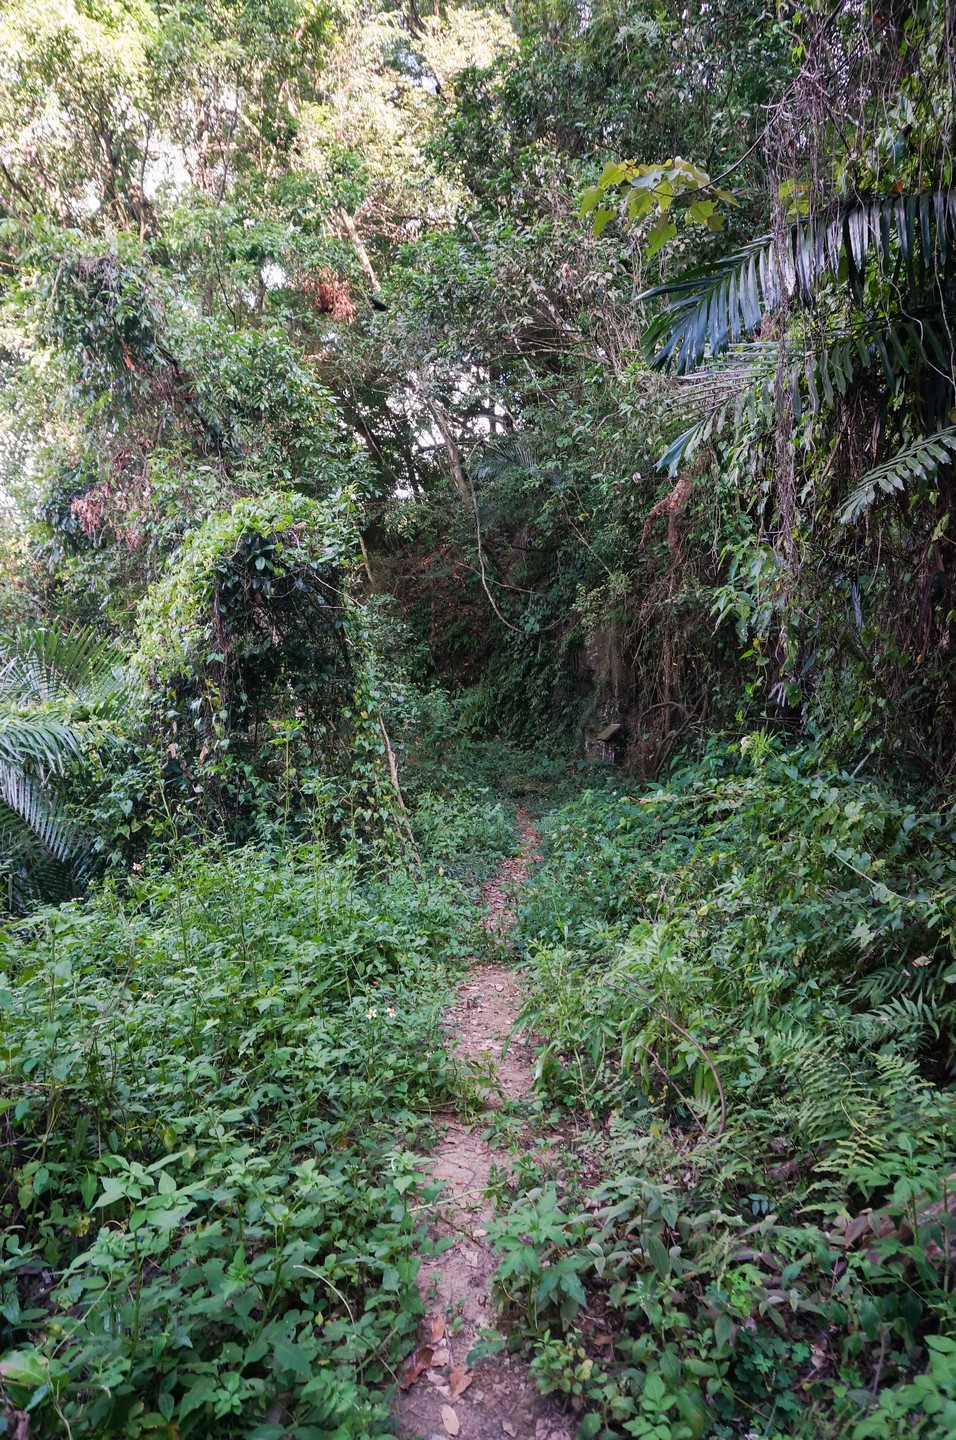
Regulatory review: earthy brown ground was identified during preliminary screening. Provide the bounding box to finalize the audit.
[391,814,571,1440]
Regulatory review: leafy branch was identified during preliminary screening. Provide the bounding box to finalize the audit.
[579,156,739,256]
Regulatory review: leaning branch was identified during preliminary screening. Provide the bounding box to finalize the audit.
[337,209,381,292]
[426,401,530,635]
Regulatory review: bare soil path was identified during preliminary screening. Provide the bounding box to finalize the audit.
[392,812,571,1440]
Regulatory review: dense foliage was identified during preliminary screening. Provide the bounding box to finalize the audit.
[1,1,955,1437]
[0,787,519,1438]
[501,740,956,1437]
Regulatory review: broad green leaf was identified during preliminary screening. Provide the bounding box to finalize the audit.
[647,219,678,257]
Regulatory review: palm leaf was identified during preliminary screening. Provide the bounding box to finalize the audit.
[838,427,956,525]
[2,625,135,722]
[641,192,956,375]
[472,437,539,482]
[0,624,135,910]
[654,307,955,473]
[0,707,86,773]
[0,810,78,910]
[641,238,771,374]
[657,343,779,474]
[0,763,77,862]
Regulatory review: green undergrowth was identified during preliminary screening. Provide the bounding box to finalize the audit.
[0,825,494,1439]
[411,786,518,891]
[489,736,956,1439]
[399,716,579,888]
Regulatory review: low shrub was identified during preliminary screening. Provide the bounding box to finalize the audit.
[0,844,472,1437]
[501,736,956,1438]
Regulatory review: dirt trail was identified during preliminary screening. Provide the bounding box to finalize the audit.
[392,812,570,1440]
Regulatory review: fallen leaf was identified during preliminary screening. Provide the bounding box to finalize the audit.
[448,1366,473,1397]
[441,1404,460,1435]
[432,1338,451,1368]
[264,1390,294,1422]
[398,1343,433,1390]
[502,1423,517,1437]
[593,1332,614,1348]
[430,1314,446,1342]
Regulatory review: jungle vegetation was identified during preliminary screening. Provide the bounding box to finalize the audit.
[0,1,955,1436]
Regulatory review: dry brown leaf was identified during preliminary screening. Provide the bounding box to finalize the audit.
[448,1366,473,1397]
[432,1338,451,1368]
[502,1423,517,1438]
[398,1342,433,1390]
[263,1390,294,1422]
[430,1313,446,1341]
[441,1404,461,1436]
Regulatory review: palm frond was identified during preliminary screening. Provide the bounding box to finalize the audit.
[0,810,78,911]
[642,238,771,374]
[657,342,779,474]
[654,307,955,473]
[838,427,956,524]
[1,625,135,722]
[641,192,956,375]
[0,764,77,863]
[0,708,86,773]
[472,437,540,484]
[0,623,136,911]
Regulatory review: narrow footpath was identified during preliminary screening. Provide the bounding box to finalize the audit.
[392,812,571,1440]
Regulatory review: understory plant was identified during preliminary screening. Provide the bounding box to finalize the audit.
[497,736,956,1439]
[0,625,136,910]
[0,841,476,1438]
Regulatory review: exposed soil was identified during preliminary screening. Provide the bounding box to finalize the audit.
[392,813,571,1440]
[480,810,542,948]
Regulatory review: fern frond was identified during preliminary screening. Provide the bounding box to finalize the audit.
[838,427,956,524]
[848,993,938,1045]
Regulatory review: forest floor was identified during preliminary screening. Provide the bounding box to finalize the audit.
[392,811,572,1440]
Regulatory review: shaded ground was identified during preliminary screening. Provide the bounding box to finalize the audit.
[392,814,570,1440]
